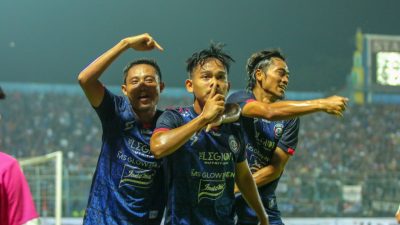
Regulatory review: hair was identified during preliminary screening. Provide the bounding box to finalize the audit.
[123,58,162,84]
[186,42,235,78]
[246,49,285,91]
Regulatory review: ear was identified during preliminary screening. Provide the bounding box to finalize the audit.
[226,82,231,95]
[159,82,165,93]
[185,79,193,93]
[255,69,264,82]
[121,84,128,96]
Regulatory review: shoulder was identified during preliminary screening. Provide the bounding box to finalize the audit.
[0,152,19,173]
[227,90,254,104]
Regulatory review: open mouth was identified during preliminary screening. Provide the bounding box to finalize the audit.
[278,85,287,91]
[138,93,151,101]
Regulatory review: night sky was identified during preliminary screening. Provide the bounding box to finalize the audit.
[1,0,399,91]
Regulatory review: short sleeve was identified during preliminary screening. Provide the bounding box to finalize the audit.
[277,118,300,155]
[227,90,254,109]
[154,109,184,133]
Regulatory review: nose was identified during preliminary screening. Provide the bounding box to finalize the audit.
[210,79,220,89]
[282,75,289,84]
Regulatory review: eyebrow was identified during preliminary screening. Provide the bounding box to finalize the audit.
[276,68,290,75]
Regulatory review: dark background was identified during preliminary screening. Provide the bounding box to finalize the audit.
[1,0,399,91]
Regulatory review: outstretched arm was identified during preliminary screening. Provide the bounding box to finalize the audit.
[235,160,269,225]
[77,33,163,107]
[243,95,348,121]
[150,86,224,158]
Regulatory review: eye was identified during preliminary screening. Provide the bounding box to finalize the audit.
[145,77,156,83]
[130,79,139,85]
[201,75,211,80]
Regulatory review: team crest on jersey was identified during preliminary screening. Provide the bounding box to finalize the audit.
[274,123,284,138]
[228,135,239,154]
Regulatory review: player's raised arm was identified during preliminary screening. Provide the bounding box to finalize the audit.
[150,84,224,158]
[77,33,163,107]
[240,95,348,121]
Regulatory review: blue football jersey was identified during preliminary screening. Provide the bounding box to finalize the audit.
[155,106,246,225]
[227,90,299,225]
[83,88,165,225]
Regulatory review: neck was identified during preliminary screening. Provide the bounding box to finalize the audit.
[193,99,204,115]
[134,107,157,124]
[252,86,278,103]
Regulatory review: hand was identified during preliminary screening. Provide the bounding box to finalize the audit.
[258,215,270,225]
[205,103,241,132]
[396,209,400,224]
[320,95,348,117]
[201,84,225,127]
[122,33,163,52]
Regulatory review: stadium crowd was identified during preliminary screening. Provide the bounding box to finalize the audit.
[0,89,399,217]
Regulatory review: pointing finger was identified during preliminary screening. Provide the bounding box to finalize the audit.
[154,40,164,51]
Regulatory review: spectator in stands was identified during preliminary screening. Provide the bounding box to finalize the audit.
[0,87,40,225]
[78,33,166,224]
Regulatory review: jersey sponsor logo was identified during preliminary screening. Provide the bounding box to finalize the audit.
[228,135,240,154]
[149,210,159,219]
[126,137,152,156]
[198,179,225,202]
[117,151,160,169]
[191,169,235,179]
[124,121,135,131]
[199,152,233,165]
[274,123,284,138]
[119,164,155,189]
[189,133,199,146]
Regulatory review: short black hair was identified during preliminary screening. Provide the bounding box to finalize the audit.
[123,58,162,83]
[186,42,235,78]
[246,49,285,91]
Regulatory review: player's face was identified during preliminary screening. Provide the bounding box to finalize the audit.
[260,58,289,99]
[122,64,164,113]
[186,58,230,106]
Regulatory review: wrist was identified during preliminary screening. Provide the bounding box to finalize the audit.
[196,114,211,129]
[313,99,325,111]
[118,39,130,51]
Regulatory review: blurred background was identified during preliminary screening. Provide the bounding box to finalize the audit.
[1,0,399,224]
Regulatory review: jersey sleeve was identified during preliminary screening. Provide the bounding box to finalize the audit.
[93,88,129,130]
[226,90,254,109]
[277,118,300,155]
[154,109,184,133]
[93,88,118,122]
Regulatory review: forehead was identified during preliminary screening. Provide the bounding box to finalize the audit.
[196,58,226,73]
[268,58,288,70]
[127,64,158,78]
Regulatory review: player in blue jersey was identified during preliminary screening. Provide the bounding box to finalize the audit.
[150,44,269,225]
[78,33,166,225]
[227,49,348,225]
